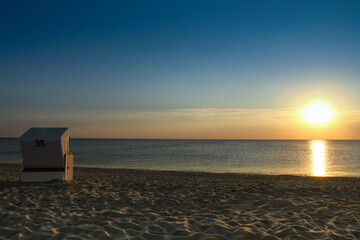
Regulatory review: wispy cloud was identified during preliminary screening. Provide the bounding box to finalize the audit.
[114,108,301,122]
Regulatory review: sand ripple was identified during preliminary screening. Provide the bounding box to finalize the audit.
[0,163,359,239]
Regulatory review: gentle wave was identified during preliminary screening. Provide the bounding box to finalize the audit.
[1,138,360,176]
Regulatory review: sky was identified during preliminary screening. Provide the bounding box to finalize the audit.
[1,0,360,139]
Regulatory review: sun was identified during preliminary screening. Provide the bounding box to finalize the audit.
[303,101,335,124]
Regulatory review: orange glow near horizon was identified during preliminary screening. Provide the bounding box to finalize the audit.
[6,104,360,140]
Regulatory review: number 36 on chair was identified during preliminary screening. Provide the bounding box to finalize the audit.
[35,139,45,147]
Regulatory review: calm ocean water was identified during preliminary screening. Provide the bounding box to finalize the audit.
[1,138,360,177]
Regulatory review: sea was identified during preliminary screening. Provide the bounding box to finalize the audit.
[1,138,360,177]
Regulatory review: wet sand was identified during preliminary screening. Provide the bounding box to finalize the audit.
[0,163,359,239]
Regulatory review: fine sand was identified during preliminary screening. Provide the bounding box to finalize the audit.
[0,163,359,240]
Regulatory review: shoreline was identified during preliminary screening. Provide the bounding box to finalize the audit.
[2,163,360,179]
[1,163,360,239]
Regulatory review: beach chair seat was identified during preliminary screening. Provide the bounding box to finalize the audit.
[20,128,73,182]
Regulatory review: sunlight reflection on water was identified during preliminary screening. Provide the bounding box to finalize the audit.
[311,140,327,176]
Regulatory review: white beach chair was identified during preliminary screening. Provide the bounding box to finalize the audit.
[20,127,73,182]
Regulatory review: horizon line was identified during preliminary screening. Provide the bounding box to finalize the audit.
[1,137,359,141]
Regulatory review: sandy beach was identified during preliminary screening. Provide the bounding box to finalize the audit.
[0,163,359,239]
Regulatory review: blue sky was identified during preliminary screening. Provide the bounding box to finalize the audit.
[1,0,360,138]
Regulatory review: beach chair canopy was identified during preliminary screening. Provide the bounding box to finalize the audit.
[20,128,70,169]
